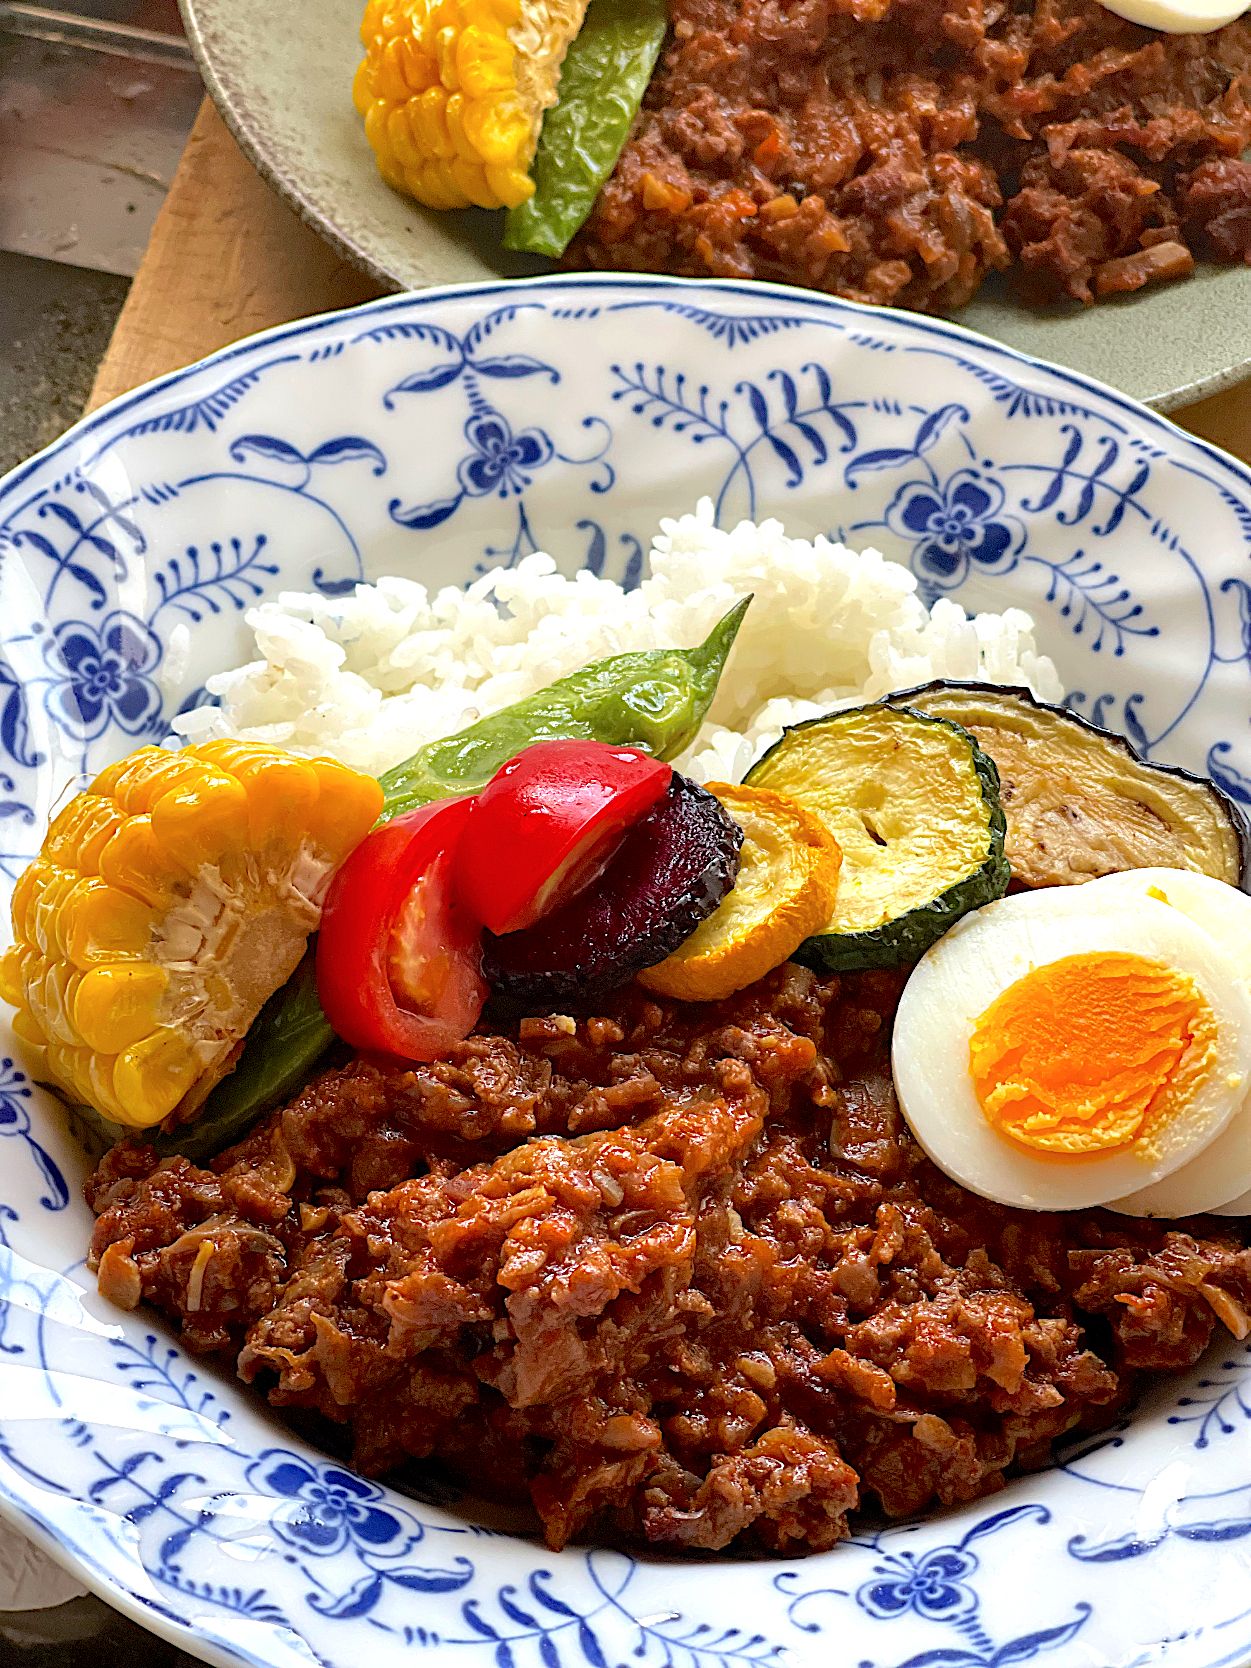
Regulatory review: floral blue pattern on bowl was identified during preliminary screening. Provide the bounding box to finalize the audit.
[1,274,1250,1668]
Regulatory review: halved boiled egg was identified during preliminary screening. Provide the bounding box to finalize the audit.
[1096,0,1249,35]
[1077,869,1251,1217]
[891,886,1251,1211]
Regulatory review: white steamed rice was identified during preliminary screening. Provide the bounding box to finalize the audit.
[171,499,1063,782]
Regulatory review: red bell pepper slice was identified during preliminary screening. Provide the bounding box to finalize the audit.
[317,797,487,1061]
[453,739,672,935]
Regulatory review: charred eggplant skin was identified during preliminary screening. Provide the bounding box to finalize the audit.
[482,773,743,1007]
[889,681,1250,895]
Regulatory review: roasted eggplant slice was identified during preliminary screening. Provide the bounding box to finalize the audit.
[745,705,1009,971]
[482,773,742,1006]
[890,682,1249,892]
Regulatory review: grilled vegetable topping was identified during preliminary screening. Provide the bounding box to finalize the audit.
[639,783,843,1001]
[503,0,669,255]
[455,740,671,933]
[0,741,382,1128]
[891,682,1249,892]
[318,798,488,1062]
[746,705,1009,971]
[378,598,749,821]
[41,613,747,1159]
[482,773,742,1005]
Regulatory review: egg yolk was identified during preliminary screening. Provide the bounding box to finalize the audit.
[968,951,1217,1156]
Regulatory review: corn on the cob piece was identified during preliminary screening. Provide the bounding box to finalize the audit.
[0,742,383,1131]
[353,0,590,211]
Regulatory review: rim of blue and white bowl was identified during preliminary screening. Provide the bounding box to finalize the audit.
[4,273,1250,506]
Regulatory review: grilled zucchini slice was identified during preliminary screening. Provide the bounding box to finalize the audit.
[890,682,1249,893]
[638,783,843,1001]
[746,705,1009,970]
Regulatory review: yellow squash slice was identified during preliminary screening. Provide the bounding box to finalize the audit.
[639,783,843,1002]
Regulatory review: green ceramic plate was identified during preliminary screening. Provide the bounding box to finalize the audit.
[180,0,1251,412]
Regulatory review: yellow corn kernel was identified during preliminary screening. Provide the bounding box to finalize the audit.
[242,758,323,847]
[45,796,124,874]
[34,868,79,957]
[0,945,22,1008]
[305,759,385,854]
[98,814,183,906]
[378,35,415,102]
[387,104,424,171]
[80,803,129,873]
[354,55,378,113]
[444,92,475,159]
[94,747,206,814]
[451,154,500,209]
[380,148,410,192]
[10,861,43,945]
[198,741,324,849]
[60,879,156,969]
[365,95,394,161]
[485,162,534,207]
[399,33,438,91]
[74,963,169,1054]
[12,1004,47,1047]
[406,161,469,208]
[456,24,514,97]
[85,753,138,799]
[461,95,530,168]
[412,85,456,158]
[28,958,81,1045]
[114,1028,202,1127]
[85,1051,129,1123]
[8,951,41,1028]
[150,768,249,871]
[435,24,460,88]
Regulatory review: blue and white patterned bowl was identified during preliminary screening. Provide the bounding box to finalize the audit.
[2,274,1251,1668]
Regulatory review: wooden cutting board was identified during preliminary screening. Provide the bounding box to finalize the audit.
[86,98,1251,469]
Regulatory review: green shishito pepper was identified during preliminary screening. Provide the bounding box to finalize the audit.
[377,595,750,817]
[503,0,670,259]
[71,598,749,1161]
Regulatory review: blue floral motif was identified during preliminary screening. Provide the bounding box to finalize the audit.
[0,1057,67,1212]
[780,1507,1093,1668]
[857,1544,979,1622]
[376,309,610,536]
[0,663,41,771]
[457,412,554,499]
[884,468,1026,590]
[247,1450,424,1559]
[44,611,162,741]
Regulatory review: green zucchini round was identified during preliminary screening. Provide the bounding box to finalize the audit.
[745,704,1010,970]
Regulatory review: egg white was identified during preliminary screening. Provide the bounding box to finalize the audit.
[1075,869,1251,1217]
[890,888,1251,1212]
[1097,0,1249,36]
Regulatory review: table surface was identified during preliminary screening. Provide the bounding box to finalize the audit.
[5,88,1248,1666]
